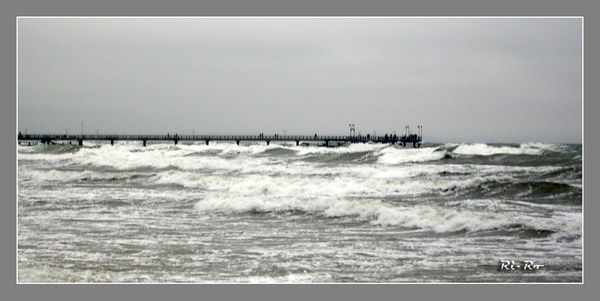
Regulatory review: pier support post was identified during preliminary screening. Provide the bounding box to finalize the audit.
[143,140,147,147]
[174,139,178,145]
[236,140,240,145]
[110,139,114,145]
[325,140,329,147]
[266,140,270,146]
[296,140,299,146]
[78,139,83,146]
[205,140,209,145]
[402,142,406,147]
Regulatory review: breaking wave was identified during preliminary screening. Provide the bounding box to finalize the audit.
[376,146,448,164]
[18,142,576,171]
[194,195,581,234]
[17,139,582,283]
[451,143,561,156]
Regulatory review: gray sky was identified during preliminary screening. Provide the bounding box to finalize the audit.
[18,18,582,143]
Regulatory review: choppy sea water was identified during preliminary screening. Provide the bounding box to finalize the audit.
[18,141,582,283]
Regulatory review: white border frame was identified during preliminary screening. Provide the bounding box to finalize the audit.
[15,16,584,285]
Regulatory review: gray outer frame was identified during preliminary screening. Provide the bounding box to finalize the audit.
[1,0,597,300]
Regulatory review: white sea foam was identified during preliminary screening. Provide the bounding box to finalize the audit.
[194,195,580,234]
[150,168,515,197]
[70,144,265,171]
[376,146,447,164]
[19,169,97,183]
[19,153,560,187]
[294,143,386,155]
[17,141,582,283]
[453,143,560,156]
[18,142,565,173]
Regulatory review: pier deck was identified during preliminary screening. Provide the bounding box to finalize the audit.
[18,133,423,147]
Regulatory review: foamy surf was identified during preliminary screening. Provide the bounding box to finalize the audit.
[377,146,448,164]
[18,141,582,282]
[452,143,561,156]
[193,195,580,234]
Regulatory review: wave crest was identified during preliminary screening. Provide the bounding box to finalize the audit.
[377,147,448,164]
[194,195,580,234]
[452,143,561,156]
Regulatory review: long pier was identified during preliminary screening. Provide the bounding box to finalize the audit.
[18,133,423,147]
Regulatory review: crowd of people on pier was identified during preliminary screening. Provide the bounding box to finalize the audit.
[383,134,398,142]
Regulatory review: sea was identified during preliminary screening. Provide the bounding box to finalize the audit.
[17,141,582,283]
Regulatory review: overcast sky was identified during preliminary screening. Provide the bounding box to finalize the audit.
[18,17,582,143]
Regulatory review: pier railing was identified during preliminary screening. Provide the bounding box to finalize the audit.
[18,133,423,147]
